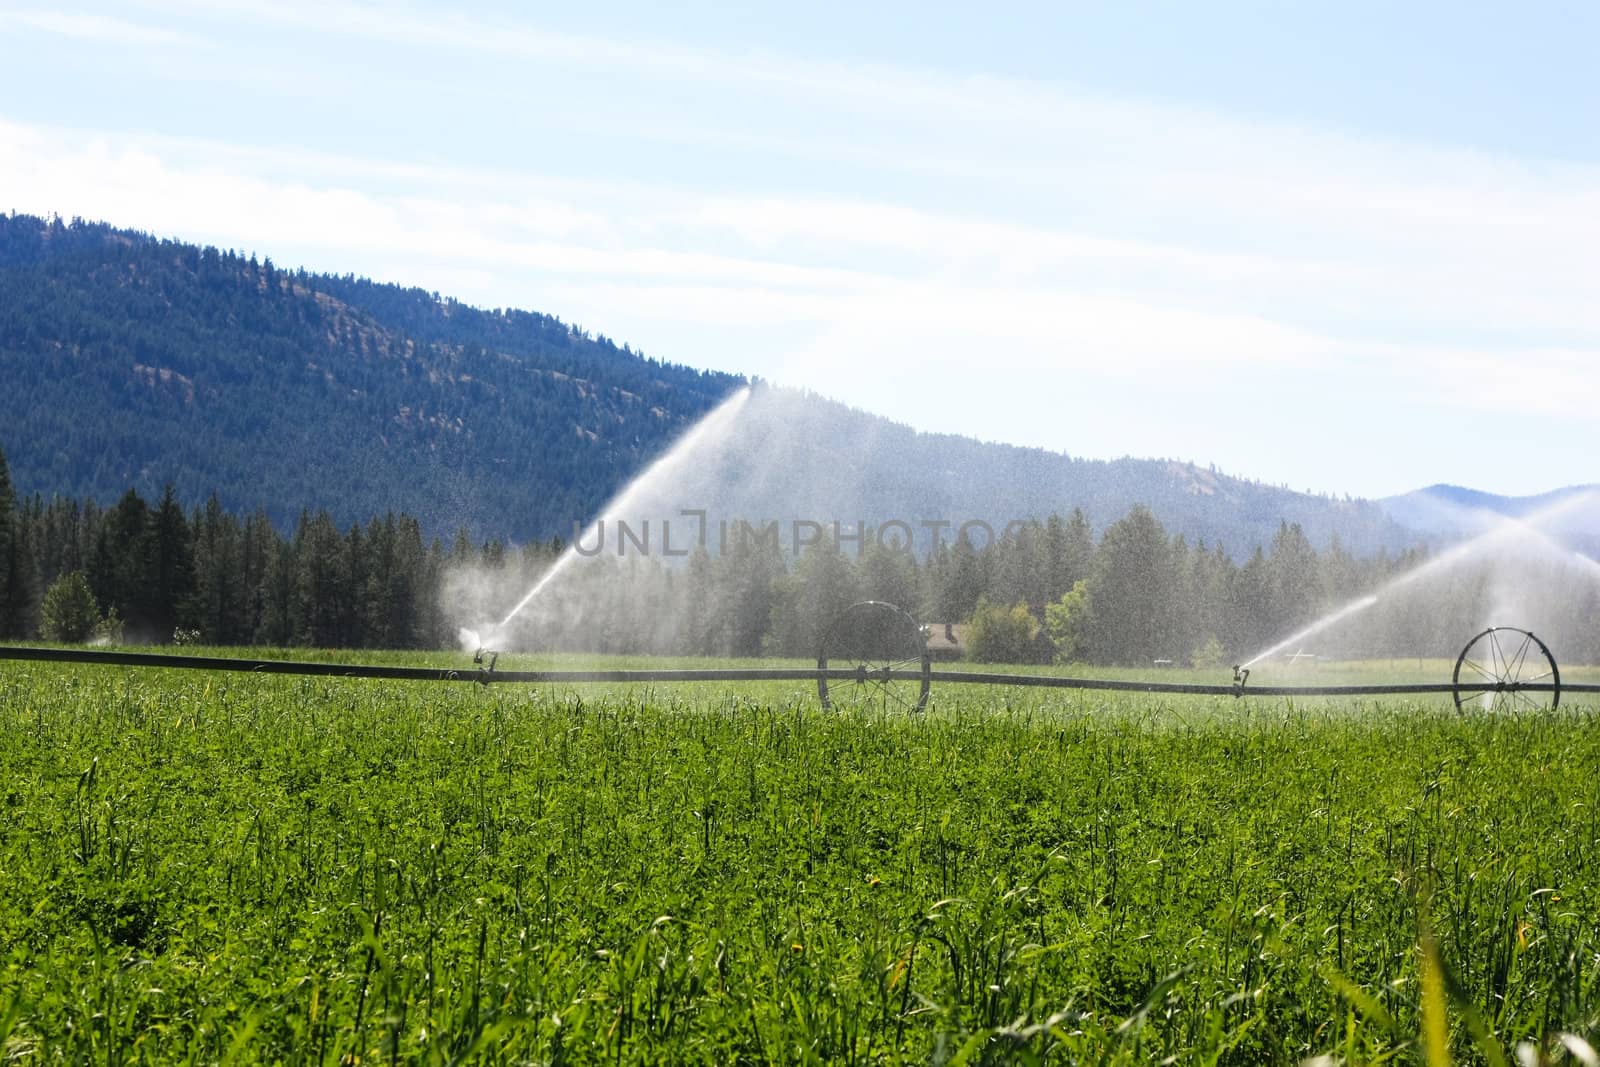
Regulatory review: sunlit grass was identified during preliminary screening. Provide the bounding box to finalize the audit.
[1,652,1597,1062]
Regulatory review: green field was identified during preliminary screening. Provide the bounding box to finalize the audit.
[2,651,1598,1063]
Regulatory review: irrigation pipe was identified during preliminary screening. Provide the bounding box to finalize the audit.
[2,646,1595,699]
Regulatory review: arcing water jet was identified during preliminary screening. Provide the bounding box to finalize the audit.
[1240,489,1600,669]
[459,386,753,651]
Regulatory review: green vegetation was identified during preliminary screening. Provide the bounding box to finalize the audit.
[2,655,1597,1062]
[7,445,1598,671]
[966,599,1045,663]
[0,214,740,542]
[37,571,98,642]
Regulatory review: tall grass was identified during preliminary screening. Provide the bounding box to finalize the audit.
[1,660,1597,1062]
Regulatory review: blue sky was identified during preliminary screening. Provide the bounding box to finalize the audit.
[2,1,1597,499]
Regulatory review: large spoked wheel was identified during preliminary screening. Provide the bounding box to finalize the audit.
[1452,627,1560,713]
[817,601,930,712]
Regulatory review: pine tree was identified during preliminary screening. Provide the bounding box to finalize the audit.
[0,446,23,637]
[1229,547,1274,661]
[294,511,347,647]
[1266,521,1323,647]
[1184,540,1235,664]
[1085,505,1177,665]
[191,494,244,643]
[938,533,986,623]
[1045,509,1095,606]
[152,485,196,641]
[90,489,157,638]
[989,522,1035,608]
[771,538,857,658]
[341,523,368,648]
[241,510,278,643]
[857,541,919,615]
[255,539,296,646]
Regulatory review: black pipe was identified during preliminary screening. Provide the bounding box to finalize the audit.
[2,645,1596,697]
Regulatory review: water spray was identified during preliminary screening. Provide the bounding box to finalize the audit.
[459,386,754,651]
[1239,489,1600,670]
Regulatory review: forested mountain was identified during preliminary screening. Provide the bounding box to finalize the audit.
[0,214,740,541]
[0,212,1412,554]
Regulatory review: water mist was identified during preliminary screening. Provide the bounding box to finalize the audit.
[457,386,752,652]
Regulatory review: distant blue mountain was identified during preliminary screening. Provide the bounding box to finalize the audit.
[1381,484,1600,554]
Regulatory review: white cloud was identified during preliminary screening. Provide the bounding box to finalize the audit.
[4,112,1596,412]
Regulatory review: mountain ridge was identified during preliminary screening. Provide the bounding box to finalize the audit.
[0,212,1518,555]
[1380,483,1600,554]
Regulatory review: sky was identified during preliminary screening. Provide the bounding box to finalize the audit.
[2,0,1597,500]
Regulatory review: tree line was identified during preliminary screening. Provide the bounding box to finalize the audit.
[3,447,1595,665]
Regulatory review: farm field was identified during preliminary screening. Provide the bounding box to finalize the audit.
[2,650,1599,1063]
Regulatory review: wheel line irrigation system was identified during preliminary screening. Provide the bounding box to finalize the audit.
[1,607,1594,715]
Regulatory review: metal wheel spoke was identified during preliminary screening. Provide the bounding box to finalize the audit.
[1506,633,1533,681]
[1455,627,1559,715]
